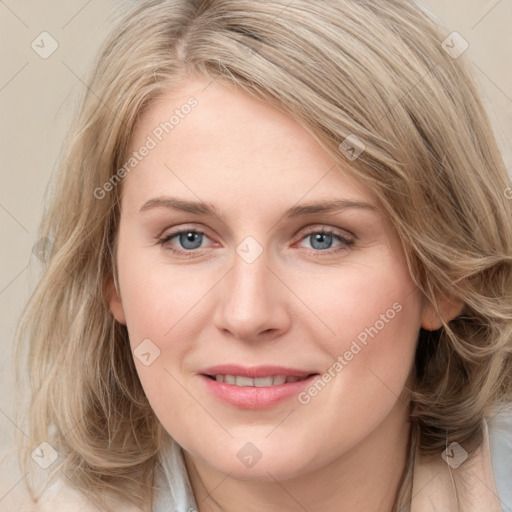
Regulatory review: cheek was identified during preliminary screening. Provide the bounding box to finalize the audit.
[116,231,214,344]
[324,279,420,421]
[114,234,221,421]
[331,255,420,383]
[288,262,420,465]
[295,246,421,411]
[291,250,420,361]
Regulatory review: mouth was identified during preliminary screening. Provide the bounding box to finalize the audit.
[199,365,320,409]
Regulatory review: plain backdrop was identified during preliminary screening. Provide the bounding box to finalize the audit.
[1,0,511,509]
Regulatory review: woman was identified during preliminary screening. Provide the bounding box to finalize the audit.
[14,0,512,511]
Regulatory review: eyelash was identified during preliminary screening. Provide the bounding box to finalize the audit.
[157,226,354,259]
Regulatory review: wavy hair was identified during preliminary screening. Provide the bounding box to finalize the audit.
[14,0,512,510]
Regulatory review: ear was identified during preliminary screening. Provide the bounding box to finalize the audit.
[421,293,464,331]
[106,277,126,325]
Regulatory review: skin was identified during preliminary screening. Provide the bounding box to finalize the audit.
[109,75,462,512]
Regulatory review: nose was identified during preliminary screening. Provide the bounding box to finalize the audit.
[213,247,291,342]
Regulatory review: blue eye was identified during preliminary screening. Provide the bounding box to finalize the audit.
[174,231,204,250]
[299,229,354,254]
[159,230,209,253]
[158,226,354,258]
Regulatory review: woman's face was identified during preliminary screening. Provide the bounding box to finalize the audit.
[110,75,428,481]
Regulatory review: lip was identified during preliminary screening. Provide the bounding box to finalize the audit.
[199,365,319,409]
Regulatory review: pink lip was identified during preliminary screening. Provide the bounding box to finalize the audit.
[199,365,319,409]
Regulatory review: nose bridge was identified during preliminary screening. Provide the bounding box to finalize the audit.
[228,248,273,316]
[214,244,288,340]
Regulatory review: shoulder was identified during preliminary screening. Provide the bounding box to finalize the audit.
[34,477,145,512]
[411,413,506,511]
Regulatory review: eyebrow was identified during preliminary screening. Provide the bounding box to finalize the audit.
[139,196,378,220]
[139,196,378,219]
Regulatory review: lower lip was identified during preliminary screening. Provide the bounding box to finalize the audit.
[200,374,319,409]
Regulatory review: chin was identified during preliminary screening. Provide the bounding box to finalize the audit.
[212,457,309,482]
[196,438,316,482]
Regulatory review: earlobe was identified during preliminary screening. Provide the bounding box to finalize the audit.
[421,295,464,331]
[106,277,126,325]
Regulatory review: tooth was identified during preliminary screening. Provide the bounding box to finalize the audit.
[217,374,303,387]
[235,376,255,387]
[254,377,274,387]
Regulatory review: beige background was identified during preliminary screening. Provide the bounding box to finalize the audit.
[1,0,511,509]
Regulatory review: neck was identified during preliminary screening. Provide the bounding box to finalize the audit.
[184,399,412,512]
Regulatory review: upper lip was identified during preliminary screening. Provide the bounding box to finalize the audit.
[201,364,317,379]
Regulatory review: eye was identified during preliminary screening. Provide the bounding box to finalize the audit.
[296,227,354,255]
[158,228,213,256]
[157,225,355,258]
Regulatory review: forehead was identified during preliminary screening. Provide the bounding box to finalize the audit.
[122,76,376,214]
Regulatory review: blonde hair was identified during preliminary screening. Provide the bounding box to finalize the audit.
[14,0,512,510]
